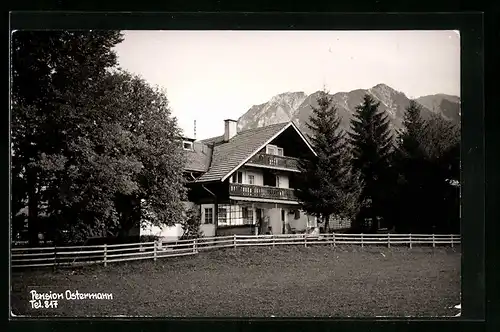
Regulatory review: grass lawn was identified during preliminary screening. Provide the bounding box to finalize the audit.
[10,245,461,317]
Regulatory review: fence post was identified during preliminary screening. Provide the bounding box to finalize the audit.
[234,234,237,249]
[272,235,275,248]
[432,234,435,248]
[387,233,391,248]
[333,233,336,247]
[193,238,198,253]
[104,244,107,267]
[154,240,157,262]
[53,246,57,269]
[361,233,364,248]
[409,234,412,249]
[304,234,307,247]
[451,235,454,248]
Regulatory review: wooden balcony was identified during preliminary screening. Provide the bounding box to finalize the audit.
[246,153,300,172]
[229,183,297,201]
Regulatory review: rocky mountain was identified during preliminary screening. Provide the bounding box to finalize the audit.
[237,84,460,138]
[236,91,307,131]
[415,94,461,124]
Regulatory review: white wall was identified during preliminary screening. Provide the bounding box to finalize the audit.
[200,224,216,237]
[140,223,184,243]
[263,207,316,234]
[288,209,317,231]
[245,169,264,186]
[268,208,282,234]
[229,168,264,186]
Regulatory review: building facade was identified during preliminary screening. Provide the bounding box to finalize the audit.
[140,119,319,242]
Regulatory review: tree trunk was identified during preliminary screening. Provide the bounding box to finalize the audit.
[323,214,330,233]
[115,194,141,242]
[27,169,39,247]
[118,210,138,242]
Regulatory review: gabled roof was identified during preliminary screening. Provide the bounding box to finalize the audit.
[195,121,316,183]
[184,141,212,173]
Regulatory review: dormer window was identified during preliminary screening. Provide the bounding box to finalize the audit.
[183,141,194,151]
[266,144,283,156]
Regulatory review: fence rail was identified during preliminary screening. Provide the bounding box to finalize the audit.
[11,233,460,269]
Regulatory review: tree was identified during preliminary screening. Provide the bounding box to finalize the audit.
[418,114,460,233]
[295,91,362,232]
[392,100,430,232]
[41,71,188,243]
[392,102,460,234]
[11,31,124,245]
[348,94,394,232]
[11,31,188,245]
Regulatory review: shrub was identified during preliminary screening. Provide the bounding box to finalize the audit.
[180,206,203,240]
[140,235,161,243]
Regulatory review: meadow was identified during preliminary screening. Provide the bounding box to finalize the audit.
[10,245,461,317]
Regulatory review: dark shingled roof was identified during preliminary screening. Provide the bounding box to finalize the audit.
[196,122,291,183]
[184,141,213,173]
[200,135,224,146]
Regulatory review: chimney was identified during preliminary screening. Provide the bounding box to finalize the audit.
[224,119,238,142]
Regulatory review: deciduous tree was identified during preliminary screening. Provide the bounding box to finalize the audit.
[11,31,187,245]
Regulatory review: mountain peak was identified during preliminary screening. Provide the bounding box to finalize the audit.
[238,85,460,136]
[237,91,307,131]
[370,83,399,93]
[269,91,306,104]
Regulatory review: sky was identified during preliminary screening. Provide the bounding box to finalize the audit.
[114,30,460,140]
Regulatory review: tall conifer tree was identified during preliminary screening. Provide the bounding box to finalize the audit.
[295,91,362,232]
[348,94,394,232]
[393,100,428,232]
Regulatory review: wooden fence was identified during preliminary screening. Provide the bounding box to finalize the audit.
[11,233,461,269]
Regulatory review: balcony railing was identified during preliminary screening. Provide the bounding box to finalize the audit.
[229,183,297,201]
[246,153,300,171]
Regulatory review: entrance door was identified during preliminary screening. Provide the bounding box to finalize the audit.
[255,208,263,234]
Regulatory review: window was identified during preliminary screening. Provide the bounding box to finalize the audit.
[276,175,281,188]
[266,145,277,155]
[231,171,243,184]
[204,208,213,224]
[217,203,254,226]
[267,144,284,156]
[248,174,255,185]
[183,141,193,151]
[294,210,301,220]
[242,207,251,224]
[218,208,227,224]
[263,171,277,187]
[242,207,249,219]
